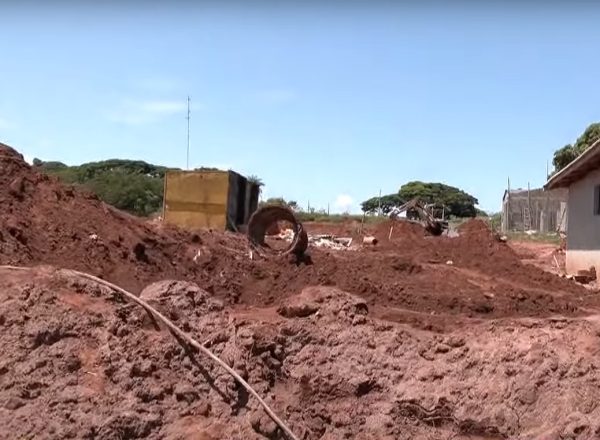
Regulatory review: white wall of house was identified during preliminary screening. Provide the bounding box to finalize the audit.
[566,167,600,273]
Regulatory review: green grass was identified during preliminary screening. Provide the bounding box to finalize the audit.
[505,231,562,245]
[295,212,389,224]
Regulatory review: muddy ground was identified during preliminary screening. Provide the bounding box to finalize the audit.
[2,142,600,439]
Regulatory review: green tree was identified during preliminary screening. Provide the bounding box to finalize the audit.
[33,159,67,170]
[287,200,300,211]
[247,175,264,187]
[361,182,478,218]
[552,144,578,172]
[247,175,264,200]
[398,181,478,218]
[35,159,171,216]
[552,123,600,172]
[264,197,287,206]
[85,170,164,216]
[360,193,404,214]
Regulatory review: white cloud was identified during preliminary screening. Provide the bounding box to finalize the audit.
[22,154,33,165]
[334,194,354,212]
[106,99,190,125]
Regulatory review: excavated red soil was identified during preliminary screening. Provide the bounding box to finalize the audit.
[3,143,600,438]
[1,142,598,322]
[2,269,600,439]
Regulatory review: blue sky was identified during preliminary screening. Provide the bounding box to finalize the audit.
[2,2,600,213]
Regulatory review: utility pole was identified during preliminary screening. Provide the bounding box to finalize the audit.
[186,96,191,170]
[377,189,382,216]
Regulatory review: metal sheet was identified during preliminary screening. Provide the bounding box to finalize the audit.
[163,171,229,230]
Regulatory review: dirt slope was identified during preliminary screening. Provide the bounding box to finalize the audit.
[3,143,600,439]
[1,142,598,320]
[2,268,600,439]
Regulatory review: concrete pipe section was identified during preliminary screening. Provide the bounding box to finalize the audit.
[247,205,308,256]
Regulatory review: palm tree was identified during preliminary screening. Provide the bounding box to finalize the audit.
[247,175,264,187]
[247,175,265,203]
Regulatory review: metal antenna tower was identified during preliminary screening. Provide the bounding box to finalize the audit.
[186,96,191,170]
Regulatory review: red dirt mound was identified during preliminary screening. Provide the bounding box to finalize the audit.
[4,270,600,439]
[1,143,596,321]
[0,143,243,296]
[372,219,430,247]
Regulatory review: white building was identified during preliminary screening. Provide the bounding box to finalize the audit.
[545,139,600,274]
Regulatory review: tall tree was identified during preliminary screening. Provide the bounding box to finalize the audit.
[361,182,478,218]
[398,181,478,218]
[552,122,600,172]
[360,194,404,214]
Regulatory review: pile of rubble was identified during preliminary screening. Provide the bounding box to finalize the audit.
[274,229,358,250]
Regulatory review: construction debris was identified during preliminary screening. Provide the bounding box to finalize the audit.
[574,267,597,284]
[362,236,378,245]
[310,234,353,250]
[273,230,355,250]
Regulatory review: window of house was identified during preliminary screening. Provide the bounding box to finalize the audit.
[595,185,600,215]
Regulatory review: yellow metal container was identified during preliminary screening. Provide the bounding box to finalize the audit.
[163,170,259,231]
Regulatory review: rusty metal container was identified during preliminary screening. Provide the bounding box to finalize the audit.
[163,170,259,231]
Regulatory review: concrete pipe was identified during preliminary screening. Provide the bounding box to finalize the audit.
[247,205,308,256]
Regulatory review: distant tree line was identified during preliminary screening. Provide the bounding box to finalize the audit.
[33,158,485,220]
[34,159,170,216]
[33,159,228,217]
[361,181,480,218]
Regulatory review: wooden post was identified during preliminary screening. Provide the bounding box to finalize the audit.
[360,212,366,235]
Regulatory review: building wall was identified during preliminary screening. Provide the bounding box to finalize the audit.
[163,170,259,232]
[163,171,229,230]
[566,167,600,274]
[501,188,567,233]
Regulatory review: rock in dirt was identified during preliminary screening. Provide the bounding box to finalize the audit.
[250,411,279,437]
[3,396,25,410]
[94,412,162,439]
[139,279,222,315]
[277,301,320,318]
[174,384,200,404]
[140,280,201,302]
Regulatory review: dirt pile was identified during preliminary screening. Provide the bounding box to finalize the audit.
[282,219,593,322]
[1,142,596,321]
[2,268,600,439]
[3,142,600,439]
[0,143,251,298]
